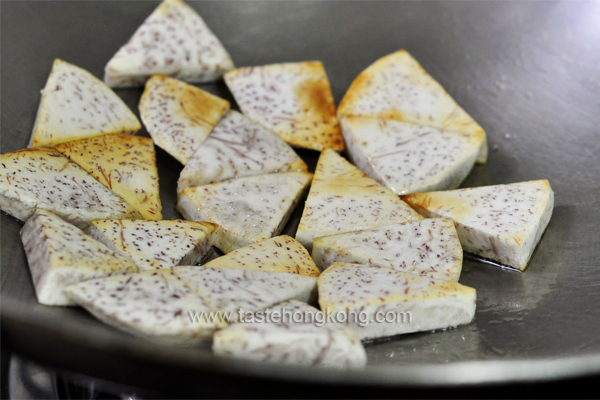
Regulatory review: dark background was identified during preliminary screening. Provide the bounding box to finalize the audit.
[2,0,600,397]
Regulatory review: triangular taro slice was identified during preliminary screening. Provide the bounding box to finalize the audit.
[312,218,462,282]
[0,148,142,229]
[318,262,476,340]
[55,134,162,220]
[341,116,481,195]
[177,171,313,253]
[213,300,366,368]
[139,74,230,164]
[173,266,318,321]
[86,219,217,271]
[337,50,487,163]
[20,209,138,306]
[204,235,320,277]
[312,146,382,186]
[177,110,307,193]
[224,61,343,151]
[402,180,554,271]
[295,149,422,252]
[31,59,141,147]
[104,0,235,88]
[65,269,226,344]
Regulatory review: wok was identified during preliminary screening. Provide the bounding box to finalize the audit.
[2,1,600,396]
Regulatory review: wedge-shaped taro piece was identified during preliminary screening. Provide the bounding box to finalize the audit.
[312,218,462,282]
[87,219,217,271]
[402,180,554,271]
[104,0,235,88]
[204,236,320,277]
[213,300,366,368]
[318,262,476,340]
[177,110,307,193]
[295,149,422,252]
[173,266,317,321]
[31,59,141,148]
[341,116,481,195]
[177,172,313,253]
[55,134,162,220]
[337,50,487,163]
[224,61,343,151]
[0,148,142,228]
[20,209,138,306]
[65,269,226,344]
[139,74,230,164]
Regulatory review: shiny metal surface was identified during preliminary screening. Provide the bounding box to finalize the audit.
[2,0,600,392]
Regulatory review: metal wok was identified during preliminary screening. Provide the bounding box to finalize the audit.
[2,1,600,396]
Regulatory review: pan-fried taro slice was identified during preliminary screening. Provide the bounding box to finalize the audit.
[224,61,343,151]
[20,209,138,306]
[65,269,226,344]
[312,218,462,282]
[341,116,481,195]
[173,266,318,321]
[55,134,162,220]
[177,110,307,193]
[104,0,235,88]
[86,219,217,271]
[295,149,421,252]
[318,262,476,340]
[204,236,320,277]
[0,148,142,229]
[139,74,230,164]
[177,172,313,253]
[31,59,141,148]
[337,50,487,163]
[402,180,554,271]
[213,300,366,368]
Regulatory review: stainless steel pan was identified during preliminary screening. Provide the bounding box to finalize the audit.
[2,1,600,395]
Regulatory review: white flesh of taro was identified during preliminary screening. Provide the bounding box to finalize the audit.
[402,180,554,271]
[177,171,313,253]
[86,219,217,271]
[20,209,138,306]
[312,218,462,282]
[318,262,476,340]
[0,148,142,229]
[203,235,320,277]
[224,61,343,151]
[139,74,230,164]
[173,266,318,321]
[213,300,367,368]
[31,59,141,147]
[337,49,487,163]
[55,134,162,220]
[341,116,481,195]
[295,149,422,252]
[177,110,307,193]
[104,0,234,88]
[65,269,226,344]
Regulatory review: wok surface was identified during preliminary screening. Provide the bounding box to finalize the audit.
[2,0,600,391]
